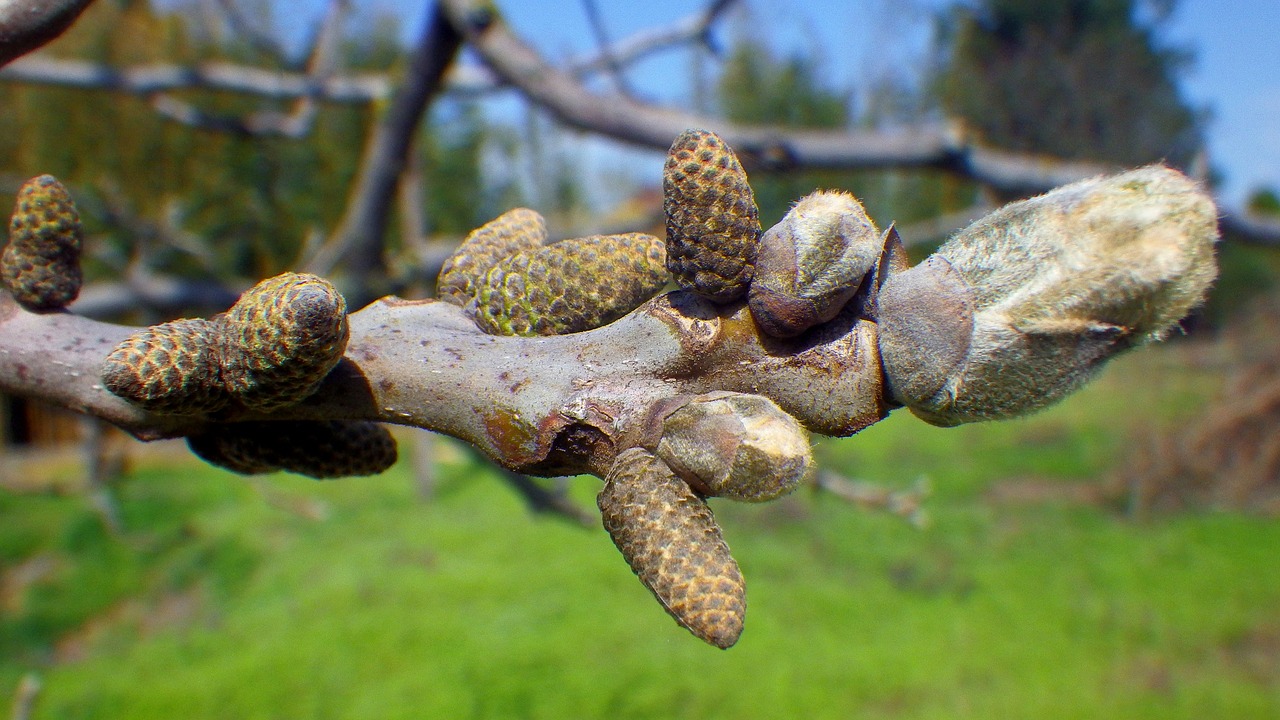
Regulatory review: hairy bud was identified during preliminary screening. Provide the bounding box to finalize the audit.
[219,273,349,411]
[749,190,882,337]
[653,392,812,502]
[599,447,745,649]
[437,208,547,306]
[877,166,1219,426]
[663,129,760,302]
[2,175,83,311]
[187,420,398,479]
[101,318,229,415]
[472,233,667,336]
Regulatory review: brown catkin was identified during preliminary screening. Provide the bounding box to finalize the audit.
[663,129,760,303]
[101,318,229,414]
[437,208,547,306]
[598,447,745,649]
[218,273,349,411]
[2,175,83,310]
[187,420,398,479]
[472,233,667,336]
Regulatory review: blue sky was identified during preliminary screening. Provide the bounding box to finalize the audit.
[266,0,1279,211]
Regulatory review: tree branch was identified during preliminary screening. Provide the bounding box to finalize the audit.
[0,0,95,66]
[303,2,463,300]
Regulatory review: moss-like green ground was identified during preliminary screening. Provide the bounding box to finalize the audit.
[3,343,1278,719]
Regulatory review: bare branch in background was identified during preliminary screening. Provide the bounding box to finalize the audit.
[303,2,463,301]
[149,0,350,138]
[0,0,95,66]
[0,55,390,101]
[580,0,634,98]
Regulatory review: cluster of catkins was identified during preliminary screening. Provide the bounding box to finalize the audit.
[0,176,395,480]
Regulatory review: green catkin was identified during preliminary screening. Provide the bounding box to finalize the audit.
[598,447,746,649]
[663,129,761,303]
[2,175,83,311]
[472,233,667,336]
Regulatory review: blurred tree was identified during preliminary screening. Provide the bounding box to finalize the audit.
[716,35,976,235]
[933,0,1204,167]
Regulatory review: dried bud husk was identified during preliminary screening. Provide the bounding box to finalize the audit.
[653,392,812,502]
[2,175,83,311]
[472,233,667,336]
[599,447,745,649]
[101,318,229,415]
[877,166,1219,426]
[187,420,398,479]
[219,273,349,411]
[663,129,760,302]
[437,208,547,306]
[749,190,882,337]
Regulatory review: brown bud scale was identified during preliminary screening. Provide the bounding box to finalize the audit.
[663,129,760,302]
[2,175,83,310]
[472,233,667,336]
[599,447,745,648]
[101,318,229,415]
[437,208,547,306]
[187,420,398,479]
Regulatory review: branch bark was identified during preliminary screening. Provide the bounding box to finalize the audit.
[0,288,885,476]
[0,0,95,66]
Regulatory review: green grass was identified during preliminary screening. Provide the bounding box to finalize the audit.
[2,344,1278,719]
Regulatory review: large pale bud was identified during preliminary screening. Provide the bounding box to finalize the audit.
[877,166,1219,426]
[749,190,883,337]
[663,129,760,302]
[652,392,812,502]
[598,447,745,649]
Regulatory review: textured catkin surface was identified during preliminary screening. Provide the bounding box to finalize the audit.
[598,447,745,649]
[101,318,229,414]
[472,233,667,336]
[2,175,83,310]
[437,208,547,306]
[187,420,398,479]
[219,273,349,411]
[663,129,760,303]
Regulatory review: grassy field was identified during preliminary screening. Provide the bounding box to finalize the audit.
[3,342,1279,719]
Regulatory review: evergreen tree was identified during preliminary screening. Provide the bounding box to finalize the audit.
[933,0,1204,167]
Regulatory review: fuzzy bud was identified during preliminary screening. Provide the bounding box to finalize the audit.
[472,233,667,336]
[187,420,398,479]
[2,175,83,311]
[877,166,1219,426]
[663,129,760,302]
[219,273,349,411]
[598,447,745,649]
[101,318,229,414]
[749,190,882,337]
[653,392,812,502]
[437,208,547,306]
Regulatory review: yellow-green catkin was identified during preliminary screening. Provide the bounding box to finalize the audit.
[663,129,761,303]
[437,208,547,306]
[598,447,746,649]
[472,233,667,336]
[218,273,349,411]
[2,175,83,311]
[187,420,398,479]
[101,318,230,414]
